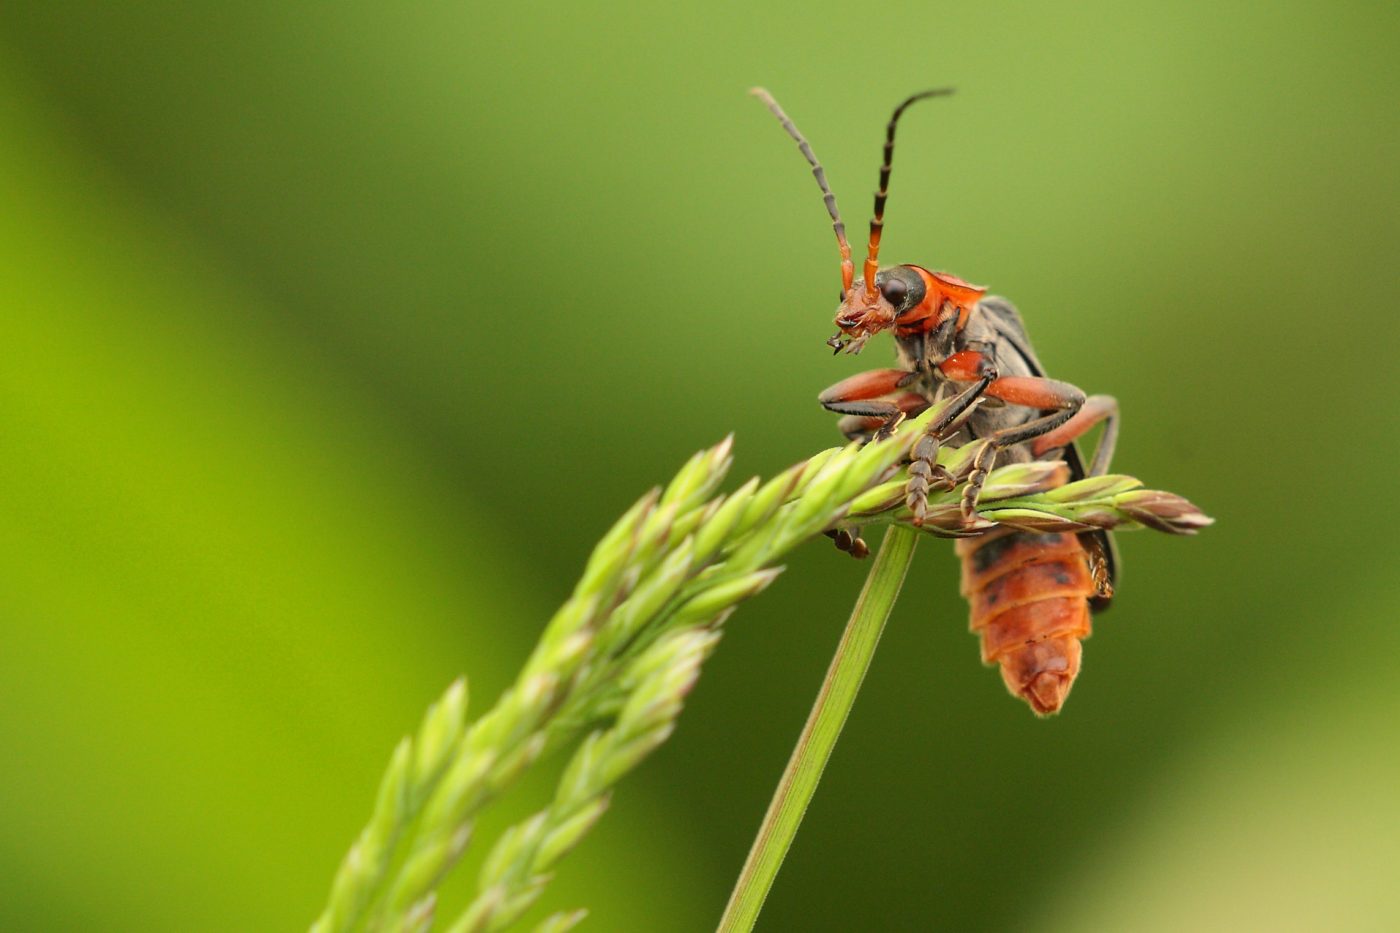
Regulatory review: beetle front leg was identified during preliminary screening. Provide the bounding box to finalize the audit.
[818,368,921,440]
[957,375,1088,521]
[817,368,922,559]
[836,396,929,441]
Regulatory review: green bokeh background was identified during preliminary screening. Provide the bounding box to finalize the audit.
[2,2,1397,930]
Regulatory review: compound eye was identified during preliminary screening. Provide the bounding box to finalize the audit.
[880,278,909,307]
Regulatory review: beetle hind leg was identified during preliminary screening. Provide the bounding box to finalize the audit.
[1031,394,1119,477]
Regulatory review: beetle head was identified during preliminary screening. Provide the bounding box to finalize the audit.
[827,266,926,354]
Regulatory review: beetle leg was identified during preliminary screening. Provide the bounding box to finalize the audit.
[958,441,998,522]
[958,376,1088,521]
[1031,394,1119,476]
[823,527,871,559]
[906,372,995,524]
[937,343,1000,382]
[1029,394,1121,601]
[818,369,922,557]
[836,392,930,441]
[818,369,921,439]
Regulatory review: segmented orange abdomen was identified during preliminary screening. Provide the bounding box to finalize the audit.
[955,529,1095,716]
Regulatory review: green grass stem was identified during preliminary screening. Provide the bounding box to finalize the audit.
[717,524,919,933]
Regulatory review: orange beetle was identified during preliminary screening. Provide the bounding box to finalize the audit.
[755,88,1120,715]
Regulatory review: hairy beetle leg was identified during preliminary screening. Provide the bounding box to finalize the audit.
[904,373,994,524]
[818,368,925,440]
[1032,394,1119,477]
[956,374,1089,523]
[823,527,870,559]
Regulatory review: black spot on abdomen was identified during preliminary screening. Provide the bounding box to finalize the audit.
[970,531,1067,574]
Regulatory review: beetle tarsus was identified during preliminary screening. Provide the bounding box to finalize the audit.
[824,527,870,559]
[905,454,955,526]
[959,441,997,524]
[872,411,906,442]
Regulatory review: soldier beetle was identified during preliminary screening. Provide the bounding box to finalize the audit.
[754,88,1119,715]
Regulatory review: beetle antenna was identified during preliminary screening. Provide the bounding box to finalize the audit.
[864,88,955,298]
[751,87,855,294]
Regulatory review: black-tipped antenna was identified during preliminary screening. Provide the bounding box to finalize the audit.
[864,88,955,298]
[751,87,855,293]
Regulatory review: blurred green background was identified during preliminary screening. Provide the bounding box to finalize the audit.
[2,1,1397,930]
